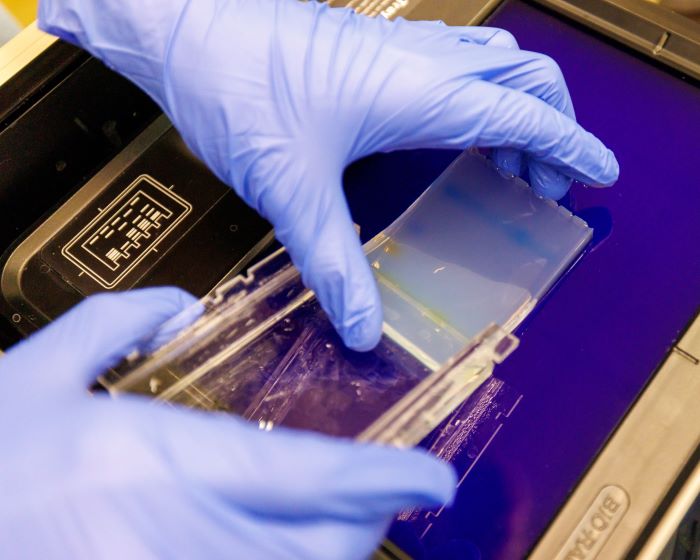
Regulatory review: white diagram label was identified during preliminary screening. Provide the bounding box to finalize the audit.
[62,175,192,288]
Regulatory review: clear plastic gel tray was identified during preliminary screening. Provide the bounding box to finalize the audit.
[105,151,592,447]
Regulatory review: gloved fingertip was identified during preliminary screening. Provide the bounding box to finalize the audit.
[341,305,383,352]
[592,148,620,188]
[142,297,205,353]
[307,250,383,351]
[455,27,518,50]
[398,448,458,506]
[530,161,572,200]
[437,463,458,506]
[485,29,519,50]
[140,286,199,311]
[424,460,458,506]
[492,148,523,177]
[533,181,571,201]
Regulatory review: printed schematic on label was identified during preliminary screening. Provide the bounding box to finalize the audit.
[62,175,192,288]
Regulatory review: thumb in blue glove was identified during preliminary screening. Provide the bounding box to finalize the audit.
[39,0,619,352]
[0,288,455,559]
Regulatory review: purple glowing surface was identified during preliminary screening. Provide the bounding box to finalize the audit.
[354,2,700,557]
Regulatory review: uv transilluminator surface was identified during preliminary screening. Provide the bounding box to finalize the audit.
[105,151,591,447]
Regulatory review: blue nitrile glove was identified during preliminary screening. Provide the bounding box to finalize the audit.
[0,288,455,559]
[39,0,619,351]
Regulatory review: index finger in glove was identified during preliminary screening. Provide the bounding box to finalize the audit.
[395,78,618,187]
[255,167,383,352]
[454,26,519,49]
[452,29,579,189]
[468,80,617,185]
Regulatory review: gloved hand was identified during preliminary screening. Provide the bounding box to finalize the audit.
[39,0,619,351]
[0,288,455,559]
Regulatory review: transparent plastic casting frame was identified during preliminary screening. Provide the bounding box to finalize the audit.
[104,150,592,448]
